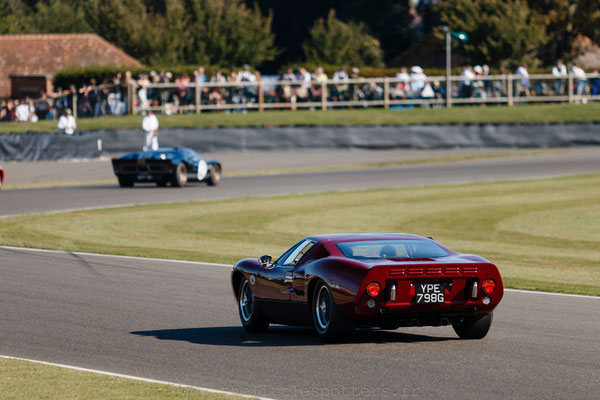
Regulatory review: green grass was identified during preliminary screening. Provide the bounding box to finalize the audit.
[2,103,600,133]
[0,174,599,296]
[0,357,250,400]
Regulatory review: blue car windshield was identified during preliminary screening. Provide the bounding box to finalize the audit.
[336,240,449,259]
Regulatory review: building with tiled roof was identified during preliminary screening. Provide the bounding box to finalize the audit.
[0,33,142,98]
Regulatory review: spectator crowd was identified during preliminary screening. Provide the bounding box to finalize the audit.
[2,61,600,124]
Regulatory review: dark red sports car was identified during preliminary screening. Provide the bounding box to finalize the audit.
[0,165,4,191]
[232,233,503,340]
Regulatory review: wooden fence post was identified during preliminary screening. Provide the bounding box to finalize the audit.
[383,78,390,109]
[321,81,327,111]
[195,84,201,114]
[446,76,452,108]
[258,82,264,112]
[130,82,137,115]
[72,93,77,119]
[507,75,513,106]
[568,73,574,103]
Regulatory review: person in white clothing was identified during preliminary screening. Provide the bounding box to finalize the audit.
[15,99,31,122]
[142,110,159,151]
[409,66,426,98]
[514,63,530,96]
[460,66,476,97]
[571,63,586,95]
[57,109,77,135]
[552,59,567,94]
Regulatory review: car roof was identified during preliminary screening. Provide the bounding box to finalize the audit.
[308,233,427,244]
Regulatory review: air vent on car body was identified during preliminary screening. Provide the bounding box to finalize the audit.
[426,267,443,275]
[407,268,424,276]
[389,268,406,277]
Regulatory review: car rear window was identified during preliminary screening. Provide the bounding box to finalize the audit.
[336,240,449,259]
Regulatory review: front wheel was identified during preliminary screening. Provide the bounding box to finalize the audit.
[312,281,354,341]
[206,165,221,186]
[238,277,269,333]
[453,312,493,339]
[172,163,187,187]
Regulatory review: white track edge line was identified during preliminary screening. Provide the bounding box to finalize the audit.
[0,355,274,400]
[0,246,231,268]
[504,288,598,299]
[1,245,598,299]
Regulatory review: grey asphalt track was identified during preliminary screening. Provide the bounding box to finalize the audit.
[1,147,599,217]
[0,247,598,400]
[3,148,539,186]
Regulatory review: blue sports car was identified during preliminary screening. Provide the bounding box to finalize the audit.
[111,147,222,188]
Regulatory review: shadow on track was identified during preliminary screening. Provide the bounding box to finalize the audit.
[131,326,456,347]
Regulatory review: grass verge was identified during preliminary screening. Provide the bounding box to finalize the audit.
[0,357,250,400]
[2,103,600,133]
[0,174,598,296]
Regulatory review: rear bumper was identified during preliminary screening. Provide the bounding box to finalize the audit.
[359,308,482,328]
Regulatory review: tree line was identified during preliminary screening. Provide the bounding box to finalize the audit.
[1,0,598,71]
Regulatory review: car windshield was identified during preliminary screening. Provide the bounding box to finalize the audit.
[336,240,449,259]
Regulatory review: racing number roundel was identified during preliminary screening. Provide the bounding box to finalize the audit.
[197,159,208,180]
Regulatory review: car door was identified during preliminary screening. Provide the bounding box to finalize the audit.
[256,239,315,302]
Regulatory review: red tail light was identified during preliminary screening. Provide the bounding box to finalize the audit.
[482,279,496,294]
[366,282,381,297]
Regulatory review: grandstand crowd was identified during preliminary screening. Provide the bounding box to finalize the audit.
[2,61,600,123]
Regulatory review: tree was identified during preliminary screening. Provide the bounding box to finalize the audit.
[437,0,547,70]
[83,0,156,64]
[183,0,279,67]
[303,9,384,67]
[0,0,90,34]
[31,0,91,33]
[528,0,600,62]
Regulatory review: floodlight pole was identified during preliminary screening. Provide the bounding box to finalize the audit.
[444,26,452,108]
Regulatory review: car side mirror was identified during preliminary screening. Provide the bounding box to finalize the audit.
[259,254,272,266]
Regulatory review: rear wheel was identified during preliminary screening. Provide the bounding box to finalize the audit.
[118,176,134,187]
[312,280,354,341]
[206,165,221,186]
[172,163,187,187]
[238,277,269,332]
[453,313,493,339]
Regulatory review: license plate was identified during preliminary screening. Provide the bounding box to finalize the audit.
[415,283,445,304]
[136,172,152,181]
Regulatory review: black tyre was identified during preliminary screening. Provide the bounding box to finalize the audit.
[238,277,269,333]
[453,313,493,339]
[172,163,187,187]
[312,280,354,341]
[118,176,134,187]
[206,165,221,186]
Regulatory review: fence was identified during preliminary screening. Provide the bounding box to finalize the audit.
[127,73,600,115]
[18,73,599,120]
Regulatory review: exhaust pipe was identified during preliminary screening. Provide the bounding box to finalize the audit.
[410,318,420,327]
[440,318,449,326]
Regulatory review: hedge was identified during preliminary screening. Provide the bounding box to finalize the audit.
[54,65,241,89]
[54,64,556,89]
